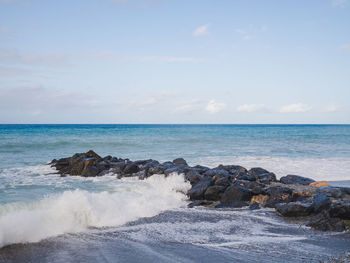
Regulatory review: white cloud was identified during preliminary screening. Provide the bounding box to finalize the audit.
[332,0,348,7]
[205,100,226,114]
[340,44,350,52]
[174,99,203,113]
[280,103,312,113]
[325,104,340,112]
[237,104,266,113]
[193,24,209,37]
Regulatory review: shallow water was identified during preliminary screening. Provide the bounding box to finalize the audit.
[0,124,349,262]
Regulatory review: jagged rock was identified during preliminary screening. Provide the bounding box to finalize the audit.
[192,165,210,174]
[265,185,293,208]
[276,202,313,217]
[216,200,249,208]
[307,211,345,232]
[214,176,231,187]
[188,200,213,208]
[123,162,139,174]
[187,178,213,200]
[233,180,264,195]
[221,185,252,205]
[248,167,270,177]
[312,194,331,213]
[249,202,261,210]
[81,166,99,177]
[184,170,202,185]
[164,167,183,176]
[317,186,343,199]
[204,169,230,179]
[204,185,226,201]
[280,174,315,185]
[292,189,313,202]
[256,173,276,184]
[173,158,188,166]
[329,201,350,220]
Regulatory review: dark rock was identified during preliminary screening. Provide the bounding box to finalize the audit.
[248,167,270,177]
[307,211,345,232]
[329,201,350,220]
[162,161,175,168]
[215,177,231,187]
[184,170,202,185]
[187,179,213,200]
[265,185,293,208]
[216,200,249,208]
[204,169,230,179]
[81,166,99,177]
[312,194,331,213]
[221,185,252,205]
[108,161,127,170]
[317,186,343,199]
[280,174,315,185]
[147,165,165,176]
[123,162,139,174]
[232,180,264,195]
[164,167,183,176]
[85,150,101,159]
[249,202,261,210]
[192,165,210,174]
[340,187,350,195]
[188,200,213,208]
[257,173,276,184]
[236,174,256,181]
[276,202,313,217]
[173,158,188,166]
[204,185,226,201]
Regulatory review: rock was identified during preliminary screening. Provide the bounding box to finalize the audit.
[216,200,249,208]
[265,185,293,208]
[221,185,252,205]
[312,194,331,213]
[280,174,315,185]
[340,187,350,195]
[236,174,256,181]
[204,185,226,201]
[123,162,139,174]
[173,158,188,166]
[276,202,313,217]
[85,150,101,159]
[248,167,270,177]
[164,167,183,176]
[81,166,99,177]
[329,201,350,220]
[204,169,230,179]
[187,179,213,200]
[188,200,213,208]
[317,186,343,199]
[307,211,345,232]
[249,202,261,210]
[309,181,330,187]
[233,180,264,195]
[184,170,202,185]
[250,194,269,205]
[292,189,313,202]
[192,165,210,174]
[256,173,276,184]
[147,165,165,176]
[214,177,231,187]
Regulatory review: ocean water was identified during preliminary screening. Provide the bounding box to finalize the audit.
[0,124,350,262]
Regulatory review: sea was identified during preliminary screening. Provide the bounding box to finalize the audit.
[0,124,349,262]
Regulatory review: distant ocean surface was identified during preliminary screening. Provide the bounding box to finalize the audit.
[1,124,350,262]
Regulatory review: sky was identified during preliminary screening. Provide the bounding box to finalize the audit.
[0,0,349,124]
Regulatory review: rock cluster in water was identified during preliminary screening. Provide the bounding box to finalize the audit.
[50,150,350,232]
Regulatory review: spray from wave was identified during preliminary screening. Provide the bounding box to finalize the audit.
[0,174,190,248]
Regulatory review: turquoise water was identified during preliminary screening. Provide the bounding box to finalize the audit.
[0,124,350,262]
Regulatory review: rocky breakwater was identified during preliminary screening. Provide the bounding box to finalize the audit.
[50,150,350,232]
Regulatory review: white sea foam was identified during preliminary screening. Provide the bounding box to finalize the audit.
[195,156,350,181]
[0,174,190,248]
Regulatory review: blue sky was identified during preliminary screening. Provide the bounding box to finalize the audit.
[0,0,349,123]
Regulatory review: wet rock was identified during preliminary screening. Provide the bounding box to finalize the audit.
[204,185,226,201]
[184,170,202,185]
[164,167,183,176]
[214,177,231,187]
[192,165,210,174]
[256,173,277,184]
[249,202,261,210]
[123,162,139,174]
[317,186,343,199]
[216,200,249,208]
[292,189,313,202]
[81,165,99,177]
[248,167,270,177]
[233,180,264,195]
[340,187,350,195]
[265,185,293,208]
[329,201,350,220]
[147,165,165,176]
[188,200,213,208]
[204,169,230,179]
[85,150,101,159]
[276,202,313,217]
[280,174,315,186]
[187,178,213,200]
[173,158,188,166]
[307,211,345,232]
[236,174,256,181]
[312,194,331,213]
[221,185,252,205]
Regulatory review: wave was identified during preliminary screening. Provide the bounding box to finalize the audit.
[0,174,190,248]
